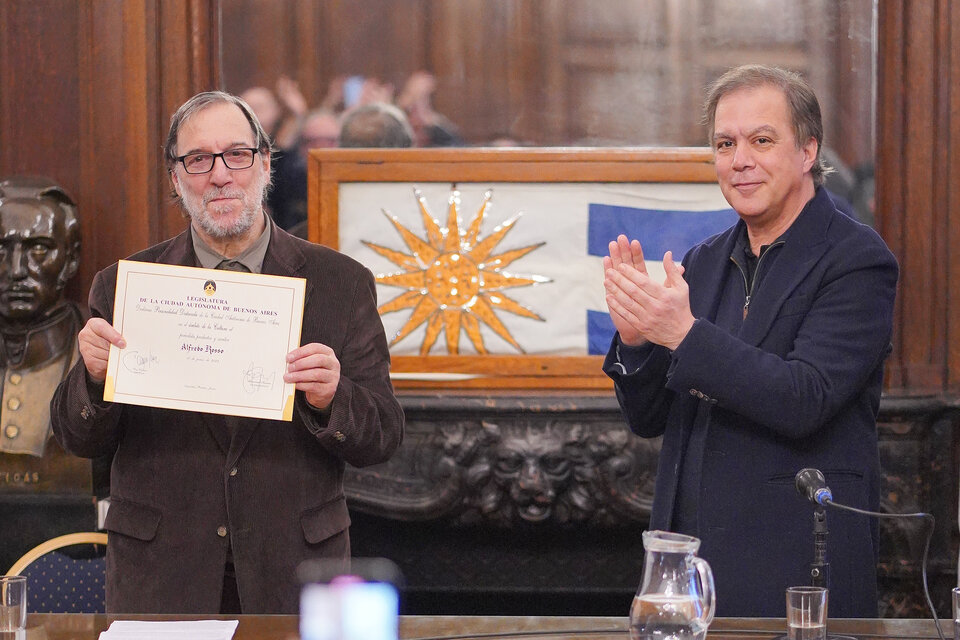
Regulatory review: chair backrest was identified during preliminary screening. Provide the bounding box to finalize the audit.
[7,532,108,613]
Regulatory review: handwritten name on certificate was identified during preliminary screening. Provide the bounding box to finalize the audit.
[103,260,306,421]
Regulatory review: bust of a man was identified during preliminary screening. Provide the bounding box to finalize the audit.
[0,176,82,458]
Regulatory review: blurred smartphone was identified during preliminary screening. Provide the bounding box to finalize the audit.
[343,75,365,108]
[298,558,402,640]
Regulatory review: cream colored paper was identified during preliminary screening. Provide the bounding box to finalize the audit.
[104,260,305,421]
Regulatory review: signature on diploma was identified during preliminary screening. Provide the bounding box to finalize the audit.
[122,350,158,374]
[242,362,276,393]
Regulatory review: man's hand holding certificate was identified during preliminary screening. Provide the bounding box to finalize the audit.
[89,260,306,421]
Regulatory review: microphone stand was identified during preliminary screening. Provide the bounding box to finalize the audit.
[793,468,944,640]
[810,505,829,588]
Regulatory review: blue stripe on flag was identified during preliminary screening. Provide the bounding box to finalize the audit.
[587,310,616,355]
[586,204,738,259]
[585,203,738,355]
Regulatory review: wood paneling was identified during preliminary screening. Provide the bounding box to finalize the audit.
[0,2,82,187]
[949,0,960,392]
[0,0,218,300]
[876,0,960,394]
[0,1,84,300]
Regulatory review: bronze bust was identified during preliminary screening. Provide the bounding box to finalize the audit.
[0,176,84,473]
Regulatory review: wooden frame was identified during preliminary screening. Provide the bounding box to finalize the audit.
[307,148,721,391]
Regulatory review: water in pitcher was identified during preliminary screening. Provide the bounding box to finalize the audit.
[629,593,707,640]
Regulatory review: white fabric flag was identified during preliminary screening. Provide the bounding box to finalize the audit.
[338,182,735,356]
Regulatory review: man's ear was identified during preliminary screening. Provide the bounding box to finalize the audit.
[170,170,183,199]
[802,137,818,174]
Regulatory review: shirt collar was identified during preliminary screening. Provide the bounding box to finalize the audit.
[191,213,271,273]
[733,221,789,261]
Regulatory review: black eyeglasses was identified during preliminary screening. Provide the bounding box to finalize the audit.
[176,147,259,174]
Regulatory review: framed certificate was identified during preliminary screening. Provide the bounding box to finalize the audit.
[307,147,733,391]
[104,260,306,420]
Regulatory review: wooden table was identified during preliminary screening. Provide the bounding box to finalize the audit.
[20,614,951,639]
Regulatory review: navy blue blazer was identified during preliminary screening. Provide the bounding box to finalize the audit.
[605,188,898,617]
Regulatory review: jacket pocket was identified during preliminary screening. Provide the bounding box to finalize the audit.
[766,469,865,486]
[103,498,162,541]
[300,495,351,544]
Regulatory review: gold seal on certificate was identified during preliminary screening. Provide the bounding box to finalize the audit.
[104,260,306,421]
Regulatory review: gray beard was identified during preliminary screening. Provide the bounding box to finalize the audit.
[183,173,266,239]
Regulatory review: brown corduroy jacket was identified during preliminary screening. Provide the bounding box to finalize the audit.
[51,220,404,614]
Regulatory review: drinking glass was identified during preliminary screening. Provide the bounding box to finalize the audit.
[785,586,827,640]
[952,587,960,640]
[0,575,26,635]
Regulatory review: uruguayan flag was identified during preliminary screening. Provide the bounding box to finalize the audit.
[337,182,736,356]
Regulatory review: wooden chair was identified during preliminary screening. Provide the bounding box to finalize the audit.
[7,532,108,613]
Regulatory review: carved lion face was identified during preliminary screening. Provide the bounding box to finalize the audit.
[487,423,580,523]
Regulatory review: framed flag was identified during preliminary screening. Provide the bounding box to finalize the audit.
[307,148,736,391]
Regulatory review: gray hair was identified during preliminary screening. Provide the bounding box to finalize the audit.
[164,91,272,169]
[338,102,415,148]
[702,64,832,187]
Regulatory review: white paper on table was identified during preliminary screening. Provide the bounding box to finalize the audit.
[98,619,239,640]
[103,260,305,421]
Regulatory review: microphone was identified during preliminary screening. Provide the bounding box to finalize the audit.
[795,467,833,505]
[793,468,943,640]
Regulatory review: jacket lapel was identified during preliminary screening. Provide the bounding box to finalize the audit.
[738,189,834,346]
[688,222,742,324]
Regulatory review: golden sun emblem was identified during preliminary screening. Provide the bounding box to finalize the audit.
[364,188,550,355]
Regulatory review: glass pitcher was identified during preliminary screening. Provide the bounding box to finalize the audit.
[629,530,716,640]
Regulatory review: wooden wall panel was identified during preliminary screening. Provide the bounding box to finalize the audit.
[949,1,960,391]
[78,0,155,294]
[876,0,958,394]
[0,2,81,190]
[0,1,83,300]
[0,0,218,301]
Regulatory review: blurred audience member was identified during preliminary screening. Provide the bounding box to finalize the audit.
[241,76,309,151]
[339,103,414,148]
[397,71,463,147]
[299,109,340,150]
[269,109,340,232]
[240,86,281,136]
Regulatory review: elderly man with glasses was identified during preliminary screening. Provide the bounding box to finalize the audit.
[51,91,404,615]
